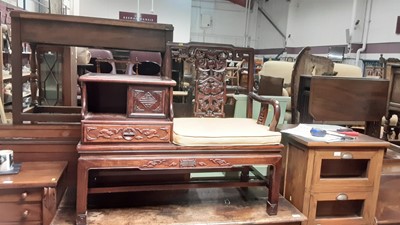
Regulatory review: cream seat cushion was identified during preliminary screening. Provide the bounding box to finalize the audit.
[333,63,363,77]
[173,118,281,146]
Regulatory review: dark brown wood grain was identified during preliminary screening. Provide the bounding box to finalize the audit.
[11,11,174,124]
[309,76,389,121]
[290,47,334,124]
[76,43,284,225]
[0,161,67,225]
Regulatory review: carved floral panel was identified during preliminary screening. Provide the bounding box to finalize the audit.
[83,124,171,143]
[169,44,252,117]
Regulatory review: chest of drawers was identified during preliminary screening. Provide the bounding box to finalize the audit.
[0,161,67,225]
[283,133,389,225]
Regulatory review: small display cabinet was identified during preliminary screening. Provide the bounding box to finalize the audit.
[283,133,389,225]
[79,73,176,144]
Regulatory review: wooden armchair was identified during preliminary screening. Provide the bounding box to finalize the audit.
[167,42,283,213]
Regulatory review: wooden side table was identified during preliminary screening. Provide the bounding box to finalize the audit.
[283,133,389,225]
[0,161,67,225]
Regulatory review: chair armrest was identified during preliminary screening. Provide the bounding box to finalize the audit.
[248,92,281,131]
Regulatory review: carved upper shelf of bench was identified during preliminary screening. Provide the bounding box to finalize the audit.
[79,74,176,86]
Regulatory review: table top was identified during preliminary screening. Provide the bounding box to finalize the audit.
[0,161,67,189]
[287,132,390,148]
[280,124,390,148]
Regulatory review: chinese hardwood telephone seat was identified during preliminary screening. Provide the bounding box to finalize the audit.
[76,42,283,224]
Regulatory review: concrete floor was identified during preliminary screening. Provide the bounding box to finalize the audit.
[52,187,306,225]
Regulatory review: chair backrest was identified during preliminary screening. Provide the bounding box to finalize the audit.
[258,76,284,96]
[126,50,162,75]
[167,42,254,118]
[87,49,117,74]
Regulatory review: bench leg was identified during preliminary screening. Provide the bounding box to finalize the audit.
[266,158,282,216]
[76,159,89,225]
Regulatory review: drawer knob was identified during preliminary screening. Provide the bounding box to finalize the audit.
[22,210,29,219]
[336,193,348,201]
[341,153,353,159]
[21,192,28,200]
[122,128,136,141]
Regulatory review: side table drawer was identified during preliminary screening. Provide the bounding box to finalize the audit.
[0,189,42,202]
[82,124,172,143]
[0,203,41,222]
[311,149,384,191]
[308,191,375,225]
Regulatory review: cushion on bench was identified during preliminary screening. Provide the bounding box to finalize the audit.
[173,118,281,146]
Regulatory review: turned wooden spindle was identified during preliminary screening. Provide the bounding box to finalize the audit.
[29,43,38,106]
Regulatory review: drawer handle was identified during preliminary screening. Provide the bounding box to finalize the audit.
[341,153,353,159]
[22,210,29,219]
[21,192,28,200]
[336,193,348,201]
[122,128,136,141]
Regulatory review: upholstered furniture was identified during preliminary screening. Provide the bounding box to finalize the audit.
[258,47,363,124]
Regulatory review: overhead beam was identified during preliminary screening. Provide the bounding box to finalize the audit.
[258,6,286,39]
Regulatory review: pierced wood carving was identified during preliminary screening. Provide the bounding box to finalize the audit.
[84,125,170,143]
[194,48,228,117]
[169,43,251,118]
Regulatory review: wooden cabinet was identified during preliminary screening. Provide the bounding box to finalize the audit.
[0,161,67,225]
[283,133,389,225]
[79,73,175,145]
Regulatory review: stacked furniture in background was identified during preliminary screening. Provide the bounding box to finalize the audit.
[258,47,363,124]
[257,47,390,138]
[125,50,162,76]
[87,49,117,74]
[382,62,400,143]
